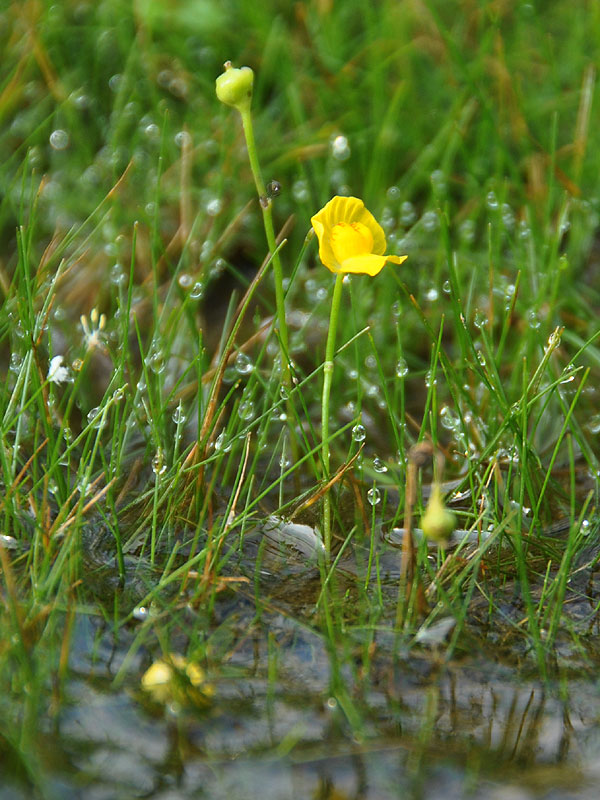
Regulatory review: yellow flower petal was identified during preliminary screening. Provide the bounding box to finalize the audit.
[311,195,406,276]
[330,222,374,264]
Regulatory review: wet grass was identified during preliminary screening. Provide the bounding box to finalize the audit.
[1,0,600,797]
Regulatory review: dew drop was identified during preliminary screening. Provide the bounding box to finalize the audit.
[86,407,104,429]
[9,353,22,372]
[425,287,439,302]
[178,273,193,289]
[152,449,167,476]
[172,403,186,425]
[49,129,69,150]
[72,358,83,372]
[430,169,446,194]
[174,130,192,148]
[133,606,149,621]
[331,134,351,161]
[372,457,388,474]
[292,179,309,203]
[400,201,416,226]
[367,487,381,506]
[110,263,126,285]
[396,359,408,378]
[486,191,498,210]
[234,352,253,375]
[144,123,160,141]
[148,351,165,374]
[518,220,531,240]
[440,405,460,431]
[421,210,438,232]
[474,311,487,329]
[526,309,540,329]
[266,180,281,197]
[587,415,600,434]
[425,370,437,388]
[459,219,475,243]
[352,424,366,442]
[190,281,204,299]
[205,197,222,216]
[238,399,255,421]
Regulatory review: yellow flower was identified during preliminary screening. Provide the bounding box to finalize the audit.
[311,196,408,276]
[141,654,214,707]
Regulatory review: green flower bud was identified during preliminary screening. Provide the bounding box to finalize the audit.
[216,61,253,111]
[420,485,456,545]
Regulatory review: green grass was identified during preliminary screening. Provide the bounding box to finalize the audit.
[1,0,600,796]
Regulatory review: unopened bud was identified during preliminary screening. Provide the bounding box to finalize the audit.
[215,61,253,111]
[420,485,456,544]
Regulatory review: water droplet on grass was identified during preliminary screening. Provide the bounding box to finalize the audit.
[352,424,366,442]
[266,180,281,197]
[238,400,255,421]
[87,407,104,429]
[440,406,460,431]
[431,169,446,194]
[148,351,165,374]
[174,130,191,148]
[152,449,167,475]
[205,197,222,216]
[474,311,487,329]
[421,210,438,231]
[586,415,600,434]
[234,352,253,375]
[400,201,416,226]
[292,179,309,203]
[144,123,160,141]
[396,359,408,378]
[133,606,149,621]
[190,281,204,299]
[459,219,475,243]
[49,129,69,150]
[367,487,381,505]
[486,191,498,210]
[331,134,350,161]
[172,404,186,425]
[518,220,531,240]
[178,273,193,289]
[373,457,388,473]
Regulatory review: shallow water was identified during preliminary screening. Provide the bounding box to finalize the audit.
[3,513,600,800]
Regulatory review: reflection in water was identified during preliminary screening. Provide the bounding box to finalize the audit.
[3,518,600,800]
[2,607,593,800]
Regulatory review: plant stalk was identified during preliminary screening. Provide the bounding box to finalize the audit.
[321,272,344,554]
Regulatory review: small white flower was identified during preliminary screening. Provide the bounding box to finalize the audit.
[47,355,70,384]
[80,307,107,351]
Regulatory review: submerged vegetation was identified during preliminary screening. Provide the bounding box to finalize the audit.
[1,0,600,796]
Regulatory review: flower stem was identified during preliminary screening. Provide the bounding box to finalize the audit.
[239,106,289,379]
[321,272,344,555]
